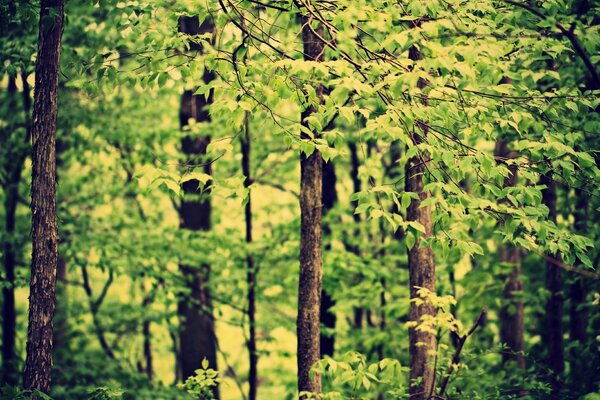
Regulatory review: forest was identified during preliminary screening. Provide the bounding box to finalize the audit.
[1,0,600,399]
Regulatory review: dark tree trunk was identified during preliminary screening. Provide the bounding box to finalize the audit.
[23,0,64,394]
[177,16,218,395]
[347,141,364,331]
[494,141,526,369]
[241,114,258,400]
[405,46,436,400]
[141,282,153,381]
[320,160,337,358]
[2,74,20,387]
[570,189,588,384]
[540,170,564,385]
[297,17,325,397]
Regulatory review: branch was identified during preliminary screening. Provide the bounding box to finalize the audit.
[531,249,599,280]
[438,310,486,397]
[501,0,600,89]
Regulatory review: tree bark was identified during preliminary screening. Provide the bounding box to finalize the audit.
[297,17,325,397]
[540,169,564,385]
[241,113,258,400]
[405,46,436,400]
[320,160,337,358]
[494,141,526,369]
[23,0,64,394]
[177,16,218,395]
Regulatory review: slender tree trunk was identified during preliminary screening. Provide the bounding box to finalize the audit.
[406,46,436,400]
[297,17,325,397]
[540,170,564,385]
[2,74,19,386]
[494,141,526,369]
[347,141,364,330]
[570,188,588,385]
[141,282,153,381]
[177,16,218,395]
[320,160,337,358]
[23,0,64,394]
[240,113,258,400]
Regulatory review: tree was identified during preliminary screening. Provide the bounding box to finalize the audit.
[177,15,219,395]
[494,140,525,369]
[23,0,64,394]
[297,15,325,397]
[405,46,436,400]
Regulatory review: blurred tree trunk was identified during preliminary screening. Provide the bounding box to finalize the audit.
[177,16,218,396]
[320,159,337,358]
[405,45,436,400]
[297,17,324,397]
[23,0,64,394]
[2,73,23,387]
[240,113,257,400]
[347,141,364,330]
[494,141,526,369]
[540,169,564,387]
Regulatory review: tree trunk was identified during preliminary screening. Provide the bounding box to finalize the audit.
[494,141,526,369]
[2,74,19,386]
[241,113,258,400]
[405,46,436,400]
[141,282,153,381]
[23,0,64,394]
[347,141,364,331]
[297,17,325,397]
[540,170,564,385]
[320,160,337,358]
[177,16,218,395]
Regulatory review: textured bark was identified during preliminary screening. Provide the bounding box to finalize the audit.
[494,141,526,369]
[241,114,257,400]
[406,46,436,400]
[320,160,337,358]
[177,16,218,394]
[540,170,564,383]
[297,18,325,397]
[23,0,64,394]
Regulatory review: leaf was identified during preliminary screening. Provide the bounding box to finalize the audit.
[406,231,416,250]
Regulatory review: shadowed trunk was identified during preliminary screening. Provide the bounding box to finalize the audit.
[177,16,218,395]
[540,169,564,388]
[23,0,64,394]
[347,141,364,330]
[494,141,526,369]
[320,160,337,358]
[406,46,436,400]
[141,282,153,381]
[2,74,22,386]
[297,16,325,397]
[241,113,258,400]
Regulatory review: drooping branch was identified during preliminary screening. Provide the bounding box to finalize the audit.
[501,0,600,89]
